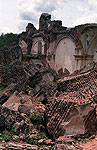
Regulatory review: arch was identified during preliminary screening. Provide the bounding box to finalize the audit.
[55,37,76,73]
[34,62,44,69]
[38,41,42,54]
[19,39,27,53]
[87,33,97,62]
[54,36,75,54]
[87,33,97,52]
[31,37,44,54]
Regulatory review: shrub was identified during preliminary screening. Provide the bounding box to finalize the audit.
[31,113,44,125]
[1,132,12,142]
[0,85,7,90]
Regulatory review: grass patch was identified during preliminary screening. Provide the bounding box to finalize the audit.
[0,85,7,91]
[40,131,49,139]
[26,115,31,124]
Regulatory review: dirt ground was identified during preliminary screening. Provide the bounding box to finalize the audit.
[77,136,97,150]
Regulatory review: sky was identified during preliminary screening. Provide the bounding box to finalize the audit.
[0,0,97,35]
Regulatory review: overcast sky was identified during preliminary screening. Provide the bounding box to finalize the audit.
[0,0,97,34]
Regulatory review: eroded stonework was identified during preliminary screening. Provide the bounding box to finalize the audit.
[0,14,97,149]
[19,13,97,75]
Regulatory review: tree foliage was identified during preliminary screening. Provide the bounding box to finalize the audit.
[0,33,18,51]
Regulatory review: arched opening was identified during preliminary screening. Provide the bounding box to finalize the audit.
[31,37,45,55]
[55,37,76,73]
[38,41,42,54]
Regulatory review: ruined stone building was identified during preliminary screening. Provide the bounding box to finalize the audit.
[19,13,97,75]
[0,13,97,145]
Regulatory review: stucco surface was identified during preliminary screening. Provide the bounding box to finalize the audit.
[55,38,76,73]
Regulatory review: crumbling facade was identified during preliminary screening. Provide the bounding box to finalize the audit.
[19,13,97,75]
[0,13,97,149]
[18,14,97,138]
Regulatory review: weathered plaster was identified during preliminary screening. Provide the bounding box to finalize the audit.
[55,37,76,73]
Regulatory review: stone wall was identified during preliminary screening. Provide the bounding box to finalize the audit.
[19,13,97,75]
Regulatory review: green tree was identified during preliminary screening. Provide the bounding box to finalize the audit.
[0,33,18,51]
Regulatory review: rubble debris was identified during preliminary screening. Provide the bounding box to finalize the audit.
[55,136,74,144]
[0,83,17,105]
[2,142,38,150]
[46,64,97,139]
[46,100,96,139]
[57,63,97,104]
[0,105,25,132]
[0,13,97,149]
[54,143,76,150]
[1,60,26,86]
[0,44,22,64]
[0,60,57,99]
[3,91,45,115]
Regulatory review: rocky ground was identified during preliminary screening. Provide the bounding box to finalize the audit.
[0,60,96,150]
[0,134,97,149]
[76,135,97,150]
